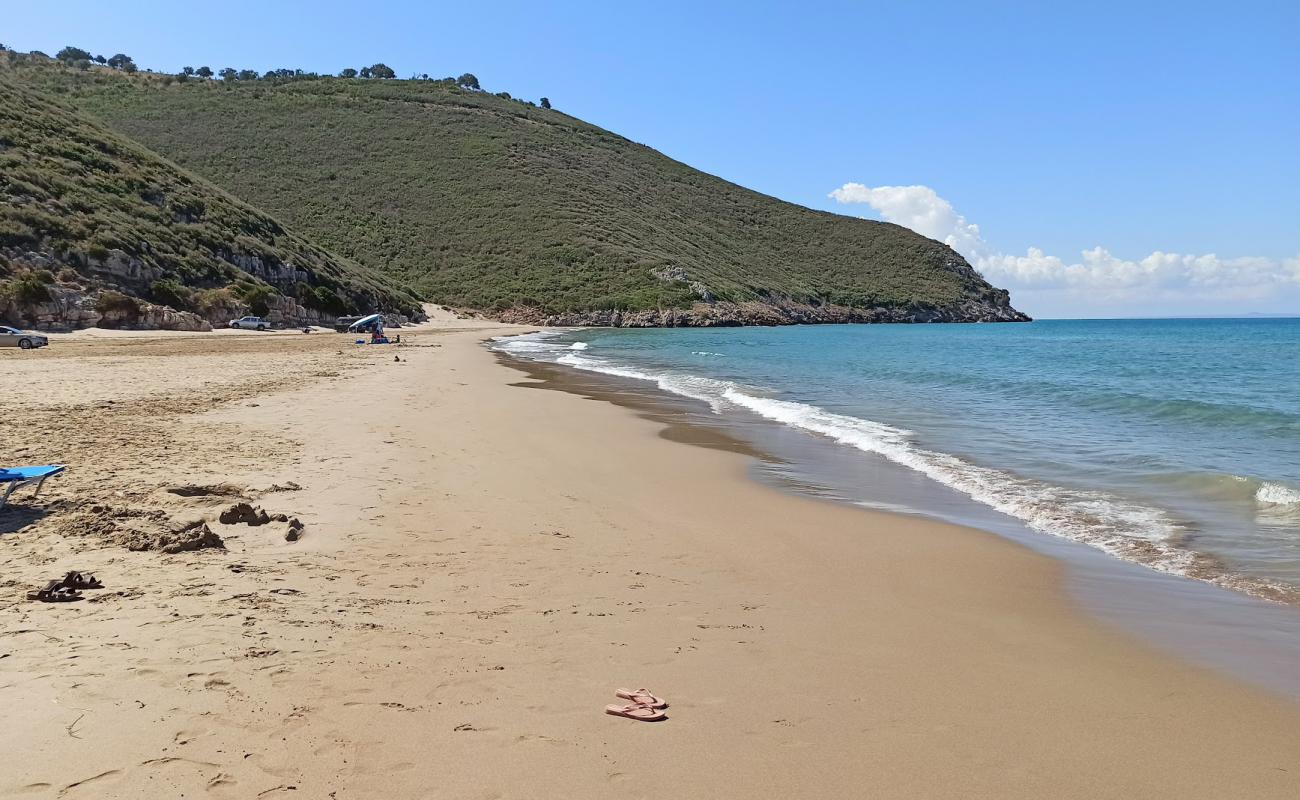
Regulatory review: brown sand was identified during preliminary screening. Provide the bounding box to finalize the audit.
[1,325,1298,799]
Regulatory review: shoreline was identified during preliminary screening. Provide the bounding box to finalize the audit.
[497,343,1300,699]
[492,326,1300,608]
[2,327,1298,797]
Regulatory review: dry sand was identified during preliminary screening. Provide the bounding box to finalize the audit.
[1,325,1298,799]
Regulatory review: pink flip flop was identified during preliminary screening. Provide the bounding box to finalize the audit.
[605,703,667,722]
[615,688,668,709]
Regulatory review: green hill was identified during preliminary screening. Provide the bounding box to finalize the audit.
[0,72,421,330]
[3,55,1026,325]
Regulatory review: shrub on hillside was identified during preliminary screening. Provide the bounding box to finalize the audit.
[56,46,92,63]
[0,271,54,305]
[106,53,136,71]
[236,282,277,316]
[195,286,238,316]
[95,289,140,315]
[0,219,39,247]
[307,284,347,315]
[149,278,194,310]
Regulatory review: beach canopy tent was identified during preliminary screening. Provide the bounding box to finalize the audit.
[348,314,384,333]
[0,465,65,511]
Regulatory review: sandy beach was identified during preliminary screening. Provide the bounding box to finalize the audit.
[2,324,1299,799]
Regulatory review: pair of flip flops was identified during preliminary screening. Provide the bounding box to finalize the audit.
[26,571,103,603]
[605,688,669,722]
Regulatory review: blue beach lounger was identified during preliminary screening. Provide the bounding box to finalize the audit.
[0,465,65,511]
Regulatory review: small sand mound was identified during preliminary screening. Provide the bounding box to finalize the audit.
[115,519,226,553]
[166,483,247,499]
[49,504,168,542]
[219,503,271,526]
[46,503,227,554]
[154,522,226,554]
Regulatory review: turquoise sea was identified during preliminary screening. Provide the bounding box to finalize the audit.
[497,318,1300,602]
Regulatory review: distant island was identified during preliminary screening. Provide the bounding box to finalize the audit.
[1,46,1028,330]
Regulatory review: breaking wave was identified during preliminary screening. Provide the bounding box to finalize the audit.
[1258,482,1300,507]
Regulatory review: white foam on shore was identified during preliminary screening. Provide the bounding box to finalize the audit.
[1257,482,1300,507]
[719,389,1195,574]
[490,332,1206,580]
[555,353,731,410]
[489,331,568,355]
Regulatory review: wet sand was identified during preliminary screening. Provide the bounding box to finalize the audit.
[2,325,1298,798]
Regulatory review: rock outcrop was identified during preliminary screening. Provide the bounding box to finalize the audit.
[0,281,212,332]
[498,294,1031,328]
[0,245,425,331]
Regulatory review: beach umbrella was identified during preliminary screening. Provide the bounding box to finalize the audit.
[348,313,383,332]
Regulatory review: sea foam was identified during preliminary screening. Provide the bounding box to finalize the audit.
[719,388,1193,573]
[1257,482,1300,507]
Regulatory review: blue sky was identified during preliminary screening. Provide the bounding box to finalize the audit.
[5,0,1298,317]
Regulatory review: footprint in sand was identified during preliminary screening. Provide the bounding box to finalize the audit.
[60,769,123,793]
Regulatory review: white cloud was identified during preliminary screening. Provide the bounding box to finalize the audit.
[828,183,988,259]
[829,183,1300,317]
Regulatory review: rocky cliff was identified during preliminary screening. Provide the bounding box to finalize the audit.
[500,294,1028,327]
[0,75,423,331]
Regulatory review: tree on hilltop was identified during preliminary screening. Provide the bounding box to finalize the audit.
[540,97,551,109]
[339,67,358,78]
[369,63,396,79]
[358,66,372,79]
[56,46,93,63]
[237,69,257,81]
[93,54,106,64]
[182,66,195,76]
[456,72,481,90]
[107,53,136,70]
[196,66,212,78]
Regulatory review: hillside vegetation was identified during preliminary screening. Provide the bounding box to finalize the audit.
[4,54,1026,324]
[0,72,421,329]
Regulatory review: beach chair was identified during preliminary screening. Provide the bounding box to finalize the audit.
[0,465,65,512]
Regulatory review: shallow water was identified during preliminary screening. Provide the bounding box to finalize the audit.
[495,319,1300,602]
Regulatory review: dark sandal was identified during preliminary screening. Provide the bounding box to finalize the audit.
[27,580,83,602]
[62,571,103,590]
